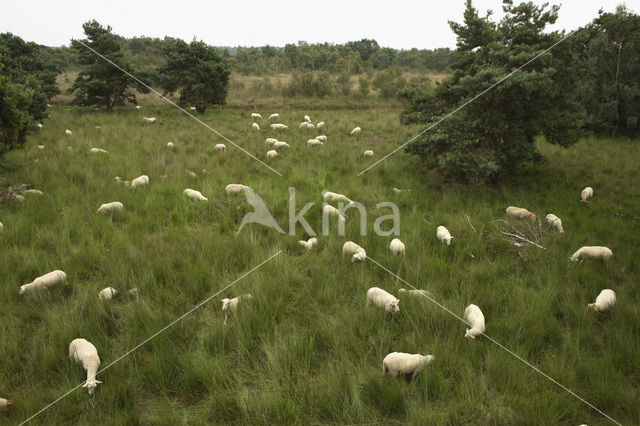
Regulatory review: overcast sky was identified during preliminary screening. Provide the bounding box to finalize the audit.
[2,0,629,49]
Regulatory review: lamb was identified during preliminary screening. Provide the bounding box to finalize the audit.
[316,121,325,128]
[98,287,118,300]
[267,150,278,159]
[587,289,616,312]
[225,184,249,194]
[68,338,102,395]
[183,188,208,201]
[215,143,226,152]
[367,287,400,319]
[221,294,253,325]
[350,126,361,135]
[135,105,141,110]
[130,175,149,188]
[581,186,594,203]
[342,241,366,262]
[252,122,260,130]
[97,201,124,214]
[315,135,327,142]
[270,123,288,130]
[506,206,535,219]
[463,304,485,339]
[189,106,197,111]
[307,139,323,147]
[299,122,309,129]
[304,115,311,123]
[274,141,290,149]
[398,288,430,297]
[167,141,174,149]
[251,113,263,120]
[65,129,72,135]
[0,398,12,412]
[37,145,45,149]
[305,123,315,129]
[37,122,44,129]
[323,204,346,224]
[143,117,156,123]
[322,190,353,204]
[545,213,564,233]
[436,226,453,246]
[383,352,435,381]
[268,113,279,120]
[570,246,613,262]
[90,148,108,154]
[265,137,278,145]
[19,270,67,294]
[24,189,43,195]
[298,237,318,250]
[389,238,405,256]
[363,150,374,158]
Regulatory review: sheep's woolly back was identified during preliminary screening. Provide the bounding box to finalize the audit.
[225,184,249,194]
[581,187,594,202]
[342,241,366,262]
[436,226,453,245]
[20,270,67,294]
[131,175,149,188]
[323,191,352,204]
[382,352,434,377]
[506,206,534,219]
[183,189,208,201]
[464,304,485,339]
[98,287,117,300]
[545,213,564,233]
[588,289,616,312]
[97,201,124,214]
[570,246,613,262]
[367,287,400,316]
[389,238,405,256]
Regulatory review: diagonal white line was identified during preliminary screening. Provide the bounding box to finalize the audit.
[11,0,283,177]
[365,255,622,426]
[19,250,282,425]
[357,30,576,176]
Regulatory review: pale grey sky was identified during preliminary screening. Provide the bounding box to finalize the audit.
[2,0,629,49]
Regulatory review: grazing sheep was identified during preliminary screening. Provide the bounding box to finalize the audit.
[14,195,25,202]
[270,123,288,130]
[130,175,149,188]
[299,122,309,129]
[135,105,141,110]
[436,226,453,246]
[298,237,318,250]
[185,169,197,178]
[274,141,290,150]
[581,187,594,203]
[97,201,124,214]
[305,123,315,129]
[19,270,67,294]
[588,289,616,312]
[268,113,279,120]
[545,213,564,233]
[37,145,45,150]
[24,189,43,196]
[307,139,323,147]
[215,143,226,153]
[506,206,535,219]
[323,204,346,224]
[0,222,3,233]
[317,121,325,128]
[367,287,400,319]
[383,352,435,381]
[69,338,102,395]
[464,304,485,339]
[0,398,12,412]
[189,106,197,111]
[570,246,613,262]
[389,238,405,256]
[265,137,278,145]
[252,122,260,130]
[90,148,108,154]
[315,135,327,142]
[363,150,374,158]
[143,117,156,123]
[225,184,249,194]
[304,115,311,122]
[251,113,263,120]
[65,129,72,135]
[398,288,430,297]
[342,241,366,262]
[98,287,118,300]
[183,188,208,201]
[222,294,253,325]
[37,123,44,129]
[267,150,278,159]
[350,126,361,135]
[322,190,353,204]
[167,141,174,149]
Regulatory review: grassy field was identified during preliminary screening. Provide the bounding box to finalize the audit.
[0,98,639,425]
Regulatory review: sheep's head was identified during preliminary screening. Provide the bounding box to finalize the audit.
[1,400,12,412]
[221,298,231,311]
[445,236,453,246]
[464,328,476,339]
[351,252,365,262]
[82,379,102,395]
[386,300,400,315]
[587,303,598,312]
[569,255,580,262]
[423,355,435,365]
[19,285,27,295]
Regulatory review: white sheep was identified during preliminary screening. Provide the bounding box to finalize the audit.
[570,246,613,262]
[307,139,323,147]
[221,294,253,325]
[268,113,279,120]
[215,143,226,153]
[363,150,374,158]
[98,287,118,300]
[225,184,249,194]
[581,186,594,203]
[316,121,325,128]
[342,241,366,262]
[185,169,197,178]
[143,117,156,123]
[305,122,315,129]
[0,398,12,412]
[167,141,174,149]
[436,226,453,246]
[398,288,430,297]
[506,206,535,219]
[0,222,3,233]
[37,145,45,150]
[14,195,25,202]
[322,190,353,204]
[367,287,400,319]
[545,213,564,233]
[24,189,43,196]
[252,122,260,130]
[270,123,288,130]
[323,204,346,224]
[135,105,141,110]
[97,201,124,214]
[383,352,435,381]
[588,289,616,312]
[299,122,309,129]
[267,150,278,159]
[464,304,485,339]
[350,126,361,135]
[392,188,409,193]
[274,141,290,150]
[90,148,108,154]
[68,338,102,395]
[315,135,327,142]
[37,123,44,129]
[183,188,208,201]
[19,270,67,294]
[265,137,278,145]
[298,237,318,250]
[304,114,311,123]
[130,175,149,188]
[65,129,72,135]
[251,113,263,120]
[389,238,405,256]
